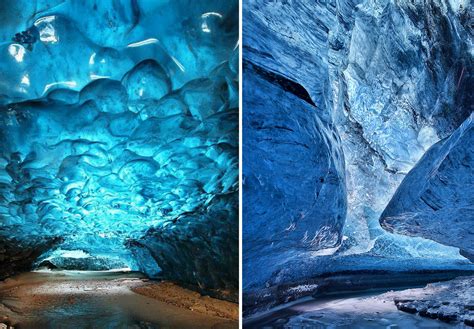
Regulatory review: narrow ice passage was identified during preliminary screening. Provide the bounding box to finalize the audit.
[243,0,474,317]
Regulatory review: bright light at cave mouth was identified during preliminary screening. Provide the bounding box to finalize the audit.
[0,1,239,278]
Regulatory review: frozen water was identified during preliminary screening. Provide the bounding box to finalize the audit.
[381,113,474,261]
[0,0,238,294]
[392,276,474,326]
[35,249,131,271]
[243,62,347,292]
[130,192,239,295]
[0,1,238,103]
[244,0,472,251]
[243,0,473,312]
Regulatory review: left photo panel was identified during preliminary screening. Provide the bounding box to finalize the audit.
[0,1,239,328]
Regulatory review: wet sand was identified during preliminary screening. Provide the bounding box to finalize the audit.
[133,281,238,321]
[0,271,238,328]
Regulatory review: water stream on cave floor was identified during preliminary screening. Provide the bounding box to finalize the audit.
[244,289,458,329]
[0,271,237,329]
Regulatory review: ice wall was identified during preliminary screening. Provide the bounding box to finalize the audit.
[243,0,473,311]
[330,0,472,252]
[0,0,238,295]
[129,192,239,298]
[243,61,347,291]
[381,113,474,261]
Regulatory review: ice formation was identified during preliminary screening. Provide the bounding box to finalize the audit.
[381,113,474,261]
[243,0,473,312]
[243,61,347,290]
[0,0,238,296]
[392,276,474,325]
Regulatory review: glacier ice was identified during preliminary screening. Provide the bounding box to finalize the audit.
[0,0,238,295]
[243,61,347,291]
[243,0,473,313]
[35,249,131,271]
[392,276,474,325]
[129,192,239,296]
[0,1,238,103]
[381,113,474,261]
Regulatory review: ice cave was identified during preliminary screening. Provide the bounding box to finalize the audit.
[0,1,238,328]
[243,0,474,327]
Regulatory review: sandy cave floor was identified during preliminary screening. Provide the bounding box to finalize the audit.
[0,271,238,328]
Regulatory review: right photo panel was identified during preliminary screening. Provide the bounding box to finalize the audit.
[242,0,473,327]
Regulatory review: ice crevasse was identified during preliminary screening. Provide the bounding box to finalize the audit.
[243,0,474,312]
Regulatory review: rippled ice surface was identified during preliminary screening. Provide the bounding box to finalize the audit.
[0,0,238,288]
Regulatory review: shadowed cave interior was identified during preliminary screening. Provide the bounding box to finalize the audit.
[243,0,474,327]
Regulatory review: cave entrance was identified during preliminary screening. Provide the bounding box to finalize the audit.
[33,249,137,272]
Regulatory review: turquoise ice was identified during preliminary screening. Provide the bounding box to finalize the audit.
[0,0,238,295]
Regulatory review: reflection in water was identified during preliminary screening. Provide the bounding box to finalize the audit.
[245,290,456,329]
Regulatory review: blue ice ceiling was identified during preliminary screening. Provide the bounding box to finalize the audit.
[243,0,473,312]
[0,0,238,295]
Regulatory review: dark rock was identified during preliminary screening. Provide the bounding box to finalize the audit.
[396,302,418,314]
[464,317,474,327]
[438,312,458,323]
[392,276,474,326]
[0,235,61,280]
[424,308,439,319]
